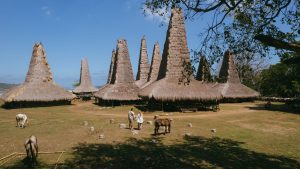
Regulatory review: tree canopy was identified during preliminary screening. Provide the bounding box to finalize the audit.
[144,0,299,63]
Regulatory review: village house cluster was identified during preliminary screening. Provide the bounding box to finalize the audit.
[0,8,259,110]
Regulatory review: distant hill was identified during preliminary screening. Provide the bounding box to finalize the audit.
[0,83,17,95]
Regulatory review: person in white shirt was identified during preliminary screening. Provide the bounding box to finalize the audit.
[128,108,135,130]
[136,112,144,130]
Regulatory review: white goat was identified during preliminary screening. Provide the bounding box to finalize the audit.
[16,114,28,128]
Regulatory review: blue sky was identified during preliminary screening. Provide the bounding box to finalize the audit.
[0,0,279,89]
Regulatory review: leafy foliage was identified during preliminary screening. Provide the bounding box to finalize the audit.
[260,62,300,97]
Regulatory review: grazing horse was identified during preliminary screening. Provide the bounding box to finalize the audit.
[154,115,172,135]
[16,114,28,128]
[24,135,38,164]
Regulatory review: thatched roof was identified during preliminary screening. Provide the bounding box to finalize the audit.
[73,58,98,94]
[139,8,221,101]
[107,49,116,84]
[1,42,75,102]
[217,51,259,98]
[196,55,212,82]
[94,39,140,101]
[135,36,150,88]
[219,51,241,83]
[140,42,162,89]
[139,78,221,101]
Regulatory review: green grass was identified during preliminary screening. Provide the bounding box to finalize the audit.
[0,101,299,168]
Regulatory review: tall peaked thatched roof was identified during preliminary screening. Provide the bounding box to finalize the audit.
[1,42,75,102]
[157,9,191,81]
[73,58,97,94]
[135,36,150,88]
[219,51,240,83]
[140,42,162,89]
[107,49,116,84]
[196,55,212,82]
[217,51,259,98]
[139,8,221,101]
[94,39,140,101]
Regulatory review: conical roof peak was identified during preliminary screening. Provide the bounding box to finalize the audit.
[25,42,53,83]
[136,36,150,82]
[147,42,161,82]
[73,58,97,93]
[196,55,212,82]
[157,8,192,82]
[111,39,135,84]
[219,51,240,83]
[107,49,116,84]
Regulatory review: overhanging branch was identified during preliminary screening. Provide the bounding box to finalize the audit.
[254,34,300,54]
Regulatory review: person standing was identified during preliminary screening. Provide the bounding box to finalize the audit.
[136,112,144,130]
[128,108,135,130]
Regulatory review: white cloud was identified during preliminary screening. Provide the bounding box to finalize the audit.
[143,5,170,24]
[41,6,52,16]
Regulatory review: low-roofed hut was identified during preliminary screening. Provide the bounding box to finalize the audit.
[1,42,75,107]
[196,55,212,82]
[140,42,162,89]
[135,36,150,88]
[217,51,259,101]
[94,39,140,106]
[139,8,221,111]
[73,58,97,100]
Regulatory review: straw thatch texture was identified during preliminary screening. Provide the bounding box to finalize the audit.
[107,50,116,84]
[140,42,162,89]
[219,51,240,83]
[94,39,140,101]
[139,78,221,101]
[216,82,259,99]
[217,51,259,99]
[135,36,150,88]
[73,58,98,94]
[196,55,212,82]
[1,43,75,102]
[157,9,191,80]
[139,8,221,101]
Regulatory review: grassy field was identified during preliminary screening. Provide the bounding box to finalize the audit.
[0,101,299,168]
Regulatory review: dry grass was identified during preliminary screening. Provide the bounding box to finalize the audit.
[0,101,299,168]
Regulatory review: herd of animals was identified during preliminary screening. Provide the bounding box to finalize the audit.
[14,112,172,165]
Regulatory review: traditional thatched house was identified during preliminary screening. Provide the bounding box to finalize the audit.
[140,42,162,89]
[196,55,212,82]
[1,42,75,107]
[217,51,259,101]
[73,58,97,99]
[94,39,140,106]
[135,36,150,88]
[139,8,221,111]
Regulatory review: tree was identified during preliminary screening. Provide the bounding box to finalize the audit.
[259,62,300,97]
[144,0,299,63]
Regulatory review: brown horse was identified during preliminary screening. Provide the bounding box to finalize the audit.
[154,115,172,135]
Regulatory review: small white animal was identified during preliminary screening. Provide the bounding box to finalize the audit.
[24,135,38,163]
[16,114,28,128]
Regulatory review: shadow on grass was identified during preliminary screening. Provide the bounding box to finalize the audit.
[53,136,300,169]
[247,103,300,115]
[2,157,50,169]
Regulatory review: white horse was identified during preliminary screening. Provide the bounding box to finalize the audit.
[24,135,38,163]
[16,114,28,128]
